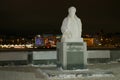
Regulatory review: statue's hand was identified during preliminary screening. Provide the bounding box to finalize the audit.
[64,31,72,38]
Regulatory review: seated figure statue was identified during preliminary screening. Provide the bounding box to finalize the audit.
[61,6,83,42]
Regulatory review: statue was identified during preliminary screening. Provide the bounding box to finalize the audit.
[61,6,83,42]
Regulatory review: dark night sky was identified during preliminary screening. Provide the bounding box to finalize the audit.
[0,0,120,35]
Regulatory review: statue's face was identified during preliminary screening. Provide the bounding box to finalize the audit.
[68,7,76,17]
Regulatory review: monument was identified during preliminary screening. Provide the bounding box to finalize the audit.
[57,6,87,70]
[61,6,83,42]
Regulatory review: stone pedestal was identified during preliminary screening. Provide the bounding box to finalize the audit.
[57,42,87,70]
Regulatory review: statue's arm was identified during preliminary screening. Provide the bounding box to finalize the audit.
[61,18,68,33]
[78,18,82,32]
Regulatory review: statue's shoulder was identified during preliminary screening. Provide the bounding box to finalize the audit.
[76,18,82,23]
[63,17,68,21]
[62,17,69,23]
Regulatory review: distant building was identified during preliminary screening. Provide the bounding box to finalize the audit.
[35,35,44,47]
[83,38,94,47]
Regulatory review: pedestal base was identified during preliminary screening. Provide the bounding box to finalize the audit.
[57,42,87,70]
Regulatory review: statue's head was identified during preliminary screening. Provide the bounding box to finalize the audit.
[68,6,76,17]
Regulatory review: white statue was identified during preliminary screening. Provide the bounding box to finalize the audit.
[61,6,83,42]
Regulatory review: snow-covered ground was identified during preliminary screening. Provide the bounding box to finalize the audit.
[47,62,120,80]
[0,62,120,80]
[45,68,114,79]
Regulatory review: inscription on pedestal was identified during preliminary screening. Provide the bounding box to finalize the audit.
[66,43,84,52]
[57,42,87,70]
